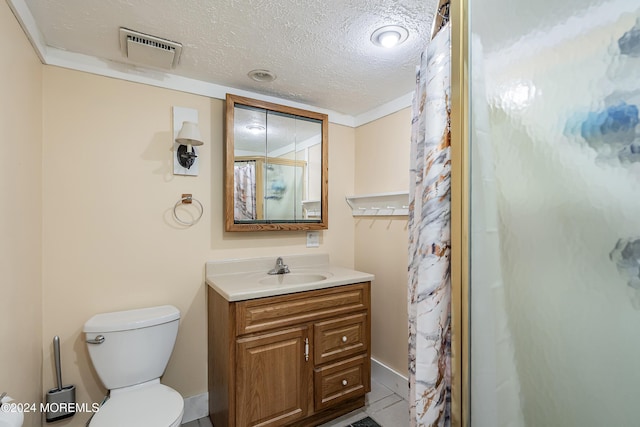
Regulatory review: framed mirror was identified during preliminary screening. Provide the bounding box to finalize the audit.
[225,94,328,231]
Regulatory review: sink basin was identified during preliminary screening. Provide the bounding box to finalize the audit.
[259,273,329,286]
[206,254,375,301]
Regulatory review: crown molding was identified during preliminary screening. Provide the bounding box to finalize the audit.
[7,0,411,128]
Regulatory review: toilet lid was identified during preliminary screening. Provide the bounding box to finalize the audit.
[90,383,183,427]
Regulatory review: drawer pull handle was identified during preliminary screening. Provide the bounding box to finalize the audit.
[304,338,309,362]
[342,379,348,386]
[341,336,348,343]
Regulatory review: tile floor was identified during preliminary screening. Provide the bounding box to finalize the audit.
[182,415,213,427]
[182,379,408,427]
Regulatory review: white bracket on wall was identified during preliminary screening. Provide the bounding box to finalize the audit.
[173,106,199,176]
[301,200,321,218]
[345,191,409,216]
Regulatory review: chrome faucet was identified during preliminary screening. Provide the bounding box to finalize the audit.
[268,257,290,275]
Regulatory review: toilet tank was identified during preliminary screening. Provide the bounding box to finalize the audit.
[83,305,180,390]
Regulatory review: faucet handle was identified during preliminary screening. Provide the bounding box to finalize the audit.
[268,257,289,275]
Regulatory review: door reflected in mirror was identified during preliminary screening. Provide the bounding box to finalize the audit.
[225,94,328,231]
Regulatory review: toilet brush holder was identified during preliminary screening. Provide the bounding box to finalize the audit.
[45,336,76,422]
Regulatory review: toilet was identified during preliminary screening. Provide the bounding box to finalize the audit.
[83,305,184,427]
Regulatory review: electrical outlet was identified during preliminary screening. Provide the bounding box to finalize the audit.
[306,231,320,248]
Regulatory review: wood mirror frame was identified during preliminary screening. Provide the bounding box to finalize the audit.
[225,94,328,231]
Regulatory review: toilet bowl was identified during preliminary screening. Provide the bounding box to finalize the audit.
[88,380,183,427]
[84,305,184,427]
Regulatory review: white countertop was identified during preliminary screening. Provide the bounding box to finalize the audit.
[205,254,374,302]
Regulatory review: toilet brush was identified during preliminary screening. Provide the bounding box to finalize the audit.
[45,336,76,422]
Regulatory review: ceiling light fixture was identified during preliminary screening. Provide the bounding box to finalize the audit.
[246,124,266,133]
[371,25,409,48]
[248,69,277,82]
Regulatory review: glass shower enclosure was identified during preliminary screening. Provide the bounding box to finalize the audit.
[468,1,640,426]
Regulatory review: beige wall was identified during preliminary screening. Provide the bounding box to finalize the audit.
[354,108,411,375]
[0,3,43,427]
[41,67,355,426]
[3,9,408,425]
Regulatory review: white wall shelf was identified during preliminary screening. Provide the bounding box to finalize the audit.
[301,200,321,218]
[345,191,409,216]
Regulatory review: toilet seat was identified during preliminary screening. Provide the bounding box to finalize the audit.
[89,383,183,427]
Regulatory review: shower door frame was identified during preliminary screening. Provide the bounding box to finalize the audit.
[449,0,470,426]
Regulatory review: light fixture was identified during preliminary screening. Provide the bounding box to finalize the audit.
[371,25,409,48]
[248,69,277,82]
[175,121,204,170]
[246,124,266,133]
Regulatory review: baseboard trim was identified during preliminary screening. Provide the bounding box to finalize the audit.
[371,357,409,402]
[182,392,209,424]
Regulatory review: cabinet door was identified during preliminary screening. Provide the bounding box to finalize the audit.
[236,327,309,427]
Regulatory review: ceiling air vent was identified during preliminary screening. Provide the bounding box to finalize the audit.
[119,28,182,69]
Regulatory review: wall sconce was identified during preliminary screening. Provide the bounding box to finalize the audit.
[173,106,203,176]
[175,121,203,169]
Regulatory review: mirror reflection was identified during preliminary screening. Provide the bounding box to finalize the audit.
[225,94,328,231]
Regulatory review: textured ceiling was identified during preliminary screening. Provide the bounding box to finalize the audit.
[18,0,438,117]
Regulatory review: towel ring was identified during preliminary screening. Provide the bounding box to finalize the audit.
[173,194,203,226]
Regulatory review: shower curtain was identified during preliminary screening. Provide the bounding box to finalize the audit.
[234,161,256,220]
[408,21,452,427]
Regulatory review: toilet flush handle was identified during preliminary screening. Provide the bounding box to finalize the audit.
[86,335,105,345]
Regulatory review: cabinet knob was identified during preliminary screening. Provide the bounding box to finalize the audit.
[342,379,348,386]
[341,335,348,343]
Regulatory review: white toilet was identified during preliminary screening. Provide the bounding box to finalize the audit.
[83,305,184,427]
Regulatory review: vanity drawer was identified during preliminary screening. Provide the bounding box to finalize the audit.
[314,313,368,365]
[314,355,368,411]
[236,283,370,336]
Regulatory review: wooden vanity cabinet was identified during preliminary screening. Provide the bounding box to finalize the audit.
[208,282,371,427]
